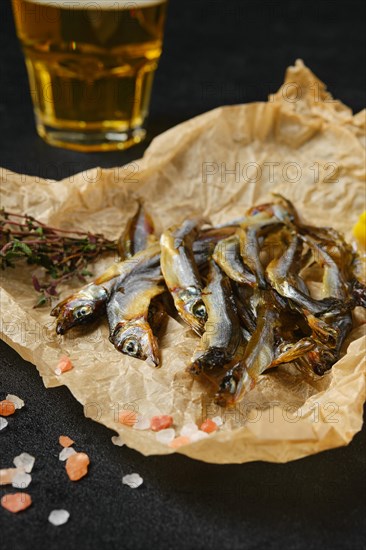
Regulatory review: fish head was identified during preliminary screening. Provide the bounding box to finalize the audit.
[176,286,207,335]
[111,319,160,367]
[246,203,274,217]
[307,346,336,376]
[51,290,106,335]
[214,363,254,407]
[189,347,228,375]
[246,198,296,225]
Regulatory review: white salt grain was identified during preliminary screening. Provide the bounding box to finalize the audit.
[190,430,210,443]
[133,415,150,431]
[0,418,8,431]
[12,471,32,489]
[5,394,25,410]
[122,473,143,489]
[111,435,125,447]
[54,368,62,375]
[48,509,70,526]
[180,423,199,437]
[212,416,223,427]
[59,447,77,461]
[13,452,35,473]
[155,428,175,445]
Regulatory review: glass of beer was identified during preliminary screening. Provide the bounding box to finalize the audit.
[11,0,168,151]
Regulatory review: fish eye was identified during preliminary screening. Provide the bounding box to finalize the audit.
[228,378,237,394]
[281,343,292,353]
[122,337,141,357]
[221,375,236,394]
[75,305,92,319]
[192,301,207,320]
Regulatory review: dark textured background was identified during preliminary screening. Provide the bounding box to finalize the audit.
[1,0,365,549]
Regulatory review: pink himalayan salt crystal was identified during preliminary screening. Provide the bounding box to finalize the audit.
[150,415,173,432]
[118,410,137,427]
[65,452,90,481]
[59,435,75,448]
[0,400,16,417]
[0,468,18,486]
[1,492,32,513]
[169,436,190,449]
[55,356,73,375]
[200,419,218,433]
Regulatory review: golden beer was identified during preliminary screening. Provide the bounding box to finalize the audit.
[12,0,167,151]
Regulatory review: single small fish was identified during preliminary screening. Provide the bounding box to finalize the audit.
[237,215,282,289]
[107,266,165,367]
[50,259,129,335]
[51,244,160,335]
[117,201,156,259]
[188,260,243,374]
[213,235,256,286]
[215,292,280,406]
[266,232,342,319]
[160,219,207,335]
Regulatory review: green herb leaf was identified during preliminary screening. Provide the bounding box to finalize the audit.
[12,239,33,256]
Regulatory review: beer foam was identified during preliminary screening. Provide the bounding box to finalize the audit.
[23,0,166,8]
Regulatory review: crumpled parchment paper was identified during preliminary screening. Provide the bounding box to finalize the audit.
[1,60,365,463]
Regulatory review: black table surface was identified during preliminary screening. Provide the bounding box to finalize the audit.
[1,1,365,549]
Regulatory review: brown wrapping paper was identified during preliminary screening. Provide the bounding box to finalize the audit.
[1,60,365,463]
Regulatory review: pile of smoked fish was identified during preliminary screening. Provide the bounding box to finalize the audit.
[51,196,366,406]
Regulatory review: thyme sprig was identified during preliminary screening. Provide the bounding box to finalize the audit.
[0,209,117,307]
